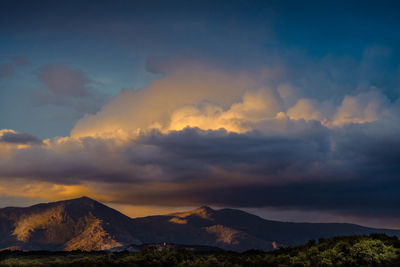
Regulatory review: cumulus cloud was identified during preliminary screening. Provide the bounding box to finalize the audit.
[167,89,283,133]
[286,90,392,128]
[71,66,261,138]
[331,90,391,126]
[71,68,395,140]
[287,98,326,122]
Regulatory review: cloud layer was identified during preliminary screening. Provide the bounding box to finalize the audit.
[1,66,400,226]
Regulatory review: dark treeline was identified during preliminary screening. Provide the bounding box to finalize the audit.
[1,234,400,266]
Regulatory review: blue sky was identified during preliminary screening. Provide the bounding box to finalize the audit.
[1,0,399,138]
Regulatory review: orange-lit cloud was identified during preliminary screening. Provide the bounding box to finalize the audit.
[106,203,195,219]
[0,180,94,201]
[167,89,283,133]
[331,90,390,126]
[69,64,394,142]
[71,66,258,139]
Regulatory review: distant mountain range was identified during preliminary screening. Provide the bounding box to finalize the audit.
[0,197,399,252]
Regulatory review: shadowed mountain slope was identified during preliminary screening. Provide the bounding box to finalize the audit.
[130,206,400,251]
[1,197,399,252]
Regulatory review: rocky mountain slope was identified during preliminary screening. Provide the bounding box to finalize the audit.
[0,197,139,251]
[0,197,399,252]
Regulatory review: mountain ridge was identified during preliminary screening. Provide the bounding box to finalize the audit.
[1,196,399,252]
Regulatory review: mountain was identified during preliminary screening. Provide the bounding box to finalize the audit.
[129,205,400,251]
[1,197,399,252]
[0,197,140,251]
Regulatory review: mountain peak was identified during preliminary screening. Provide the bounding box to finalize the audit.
[191,205,215,218]
[77,196,92,200]
[70,196,96,202]
[59,196,100,207]
[168,205,215,220]
[197,205,214,213]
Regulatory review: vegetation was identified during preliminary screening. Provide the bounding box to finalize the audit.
[1,234,400,266]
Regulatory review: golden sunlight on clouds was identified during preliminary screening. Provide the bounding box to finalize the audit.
[106,203,195,218]
[0,180,94,202]
[67,66,391,141]
[70,67,255,139]
[167,89,282,133]
[286,91,388,128]
[0,129,16,135]
[287,99,325,122]
[330,91,389,127]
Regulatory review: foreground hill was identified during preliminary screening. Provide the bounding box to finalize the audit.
[1,197,399,252]
[1,234,400,266]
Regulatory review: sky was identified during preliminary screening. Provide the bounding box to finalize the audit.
[1,0,400,229]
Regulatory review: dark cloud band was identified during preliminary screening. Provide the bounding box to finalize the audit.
[0,132,42,145]
[1,122,399,220]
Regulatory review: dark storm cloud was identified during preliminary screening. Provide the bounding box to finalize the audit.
[0,137,135,184]
[106,125,400,218]
[0,132,42,145]
[137,127,331,180]
[108,128,400,220]
[1,122,400,219]
[4,126,323,183]
[158,178,400,217]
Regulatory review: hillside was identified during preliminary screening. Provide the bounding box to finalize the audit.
[1,234,400,266]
